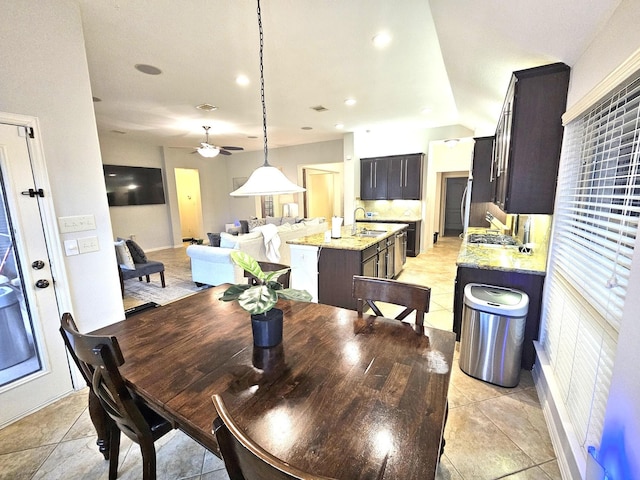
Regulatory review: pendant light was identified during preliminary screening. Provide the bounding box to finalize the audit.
[230,0,305,197]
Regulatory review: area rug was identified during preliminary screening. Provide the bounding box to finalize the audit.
[122,244,210,310]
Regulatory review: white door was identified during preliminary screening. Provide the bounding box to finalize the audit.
[0,122,73,427]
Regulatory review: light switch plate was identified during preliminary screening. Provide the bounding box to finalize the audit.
[64,239,79,256]
[77,236,100,253]
[58,215,96,233]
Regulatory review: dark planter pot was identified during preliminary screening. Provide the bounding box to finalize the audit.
[251,308,283,348]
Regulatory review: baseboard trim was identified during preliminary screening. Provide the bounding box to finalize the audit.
[533,341,586,479]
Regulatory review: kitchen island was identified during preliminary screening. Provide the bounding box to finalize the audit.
[288,223,407,310]
[454,228,549,370]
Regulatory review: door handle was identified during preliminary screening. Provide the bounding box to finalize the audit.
[35,279,50,289]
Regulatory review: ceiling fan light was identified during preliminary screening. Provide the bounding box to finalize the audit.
[197,145,220,158]
[230,165,305,196]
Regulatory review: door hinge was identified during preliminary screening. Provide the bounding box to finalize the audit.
[21,188,45,198]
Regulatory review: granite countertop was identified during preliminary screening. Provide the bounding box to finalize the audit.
[287,222,407,251]
[456,228,548,276]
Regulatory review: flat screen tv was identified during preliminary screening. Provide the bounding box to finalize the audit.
[103,165,166,206]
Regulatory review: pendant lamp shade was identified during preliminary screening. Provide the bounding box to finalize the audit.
[230,165,304,196]
[230,0,305,197]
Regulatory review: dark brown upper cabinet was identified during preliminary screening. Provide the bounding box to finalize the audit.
[361,153,423,200]
[470,136,495,203]
[492,63,570,214]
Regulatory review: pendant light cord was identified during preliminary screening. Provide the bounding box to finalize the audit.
[257,0,269,166]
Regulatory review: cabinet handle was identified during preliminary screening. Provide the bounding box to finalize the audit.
[374,163,377,188]
[370,163,373,188]
[404,160,408,187]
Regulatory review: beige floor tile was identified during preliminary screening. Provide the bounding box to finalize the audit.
[500,465,553,479]
[425,310,454,331]
[539,459,563,480]
[477,389,555,464]
[0,390,87,454]
[444,403,535,479]
[0,445,55,480]
[436,454,463,479]
[31,436,113,480]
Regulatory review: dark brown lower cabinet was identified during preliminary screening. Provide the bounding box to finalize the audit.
[453,266,544,370]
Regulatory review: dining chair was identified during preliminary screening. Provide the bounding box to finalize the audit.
[352,275,431,334]
[245,261,291,288]
[60,313,174,480]
[212,394,335,480]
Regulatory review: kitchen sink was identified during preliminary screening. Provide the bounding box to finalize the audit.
[353,229,387,238]
[467,233,519,246]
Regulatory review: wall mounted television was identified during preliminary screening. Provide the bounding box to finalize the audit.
[103,165,166,206]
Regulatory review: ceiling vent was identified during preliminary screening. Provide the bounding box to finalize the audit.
[196,103,218,111]
[310,105,328,112]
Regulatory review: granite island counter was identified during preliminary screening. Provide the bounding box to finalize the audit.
[287,223,408,309]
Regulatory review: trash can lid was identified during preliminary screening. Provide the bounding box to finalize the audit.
[464,283,529,317]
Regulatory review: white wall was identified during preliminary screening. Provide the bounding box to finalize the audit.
[99,137,173,249]
[565,0,640,476]
[0,1,123,331]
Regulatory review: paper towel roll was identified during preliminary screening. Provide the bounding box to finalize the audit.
[331,217,343,238]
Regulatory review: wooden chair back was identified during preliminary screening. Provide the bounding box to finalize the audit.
[352,275,431,334]
[60,313,172,480]
[212,394,335,480]
[244,261,291,288]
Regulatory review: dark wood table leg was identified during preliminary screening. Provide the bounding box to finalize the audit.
[88,389,111,459]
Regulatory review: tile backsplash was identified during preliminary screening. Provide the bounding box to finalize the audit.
[355,199,422,219]
[508,213,552,256]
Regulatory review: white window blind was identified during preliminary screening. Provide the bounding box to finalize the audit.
[541,69,640,464]
[552,72,640,331]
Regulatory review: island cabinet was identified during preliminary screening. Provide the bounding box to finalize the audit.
[318,237,395,310]
[357,219,420,256]
[360,153,423,200]
[492,62,570,214]
[453,266,544,370]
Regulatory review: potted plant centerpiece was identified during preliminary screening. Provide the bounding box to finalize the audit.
[220,251,312,348]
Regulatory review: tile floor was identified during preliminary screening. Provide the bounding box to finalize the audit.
[0,236,561,480]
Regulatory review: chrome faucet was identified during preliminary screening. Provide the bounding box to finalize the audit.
[352,207,366,235]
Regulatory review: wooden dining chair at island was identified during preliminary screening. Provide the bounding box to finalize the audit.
[244,261,291,288]
[60,313,174,480]
[212,394,335,480]
[352,275,431,334]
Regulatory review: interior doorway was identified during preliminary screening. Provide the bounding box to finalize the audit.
[302,165,343,219]
[442,176,468,237]
[175,168,204,242]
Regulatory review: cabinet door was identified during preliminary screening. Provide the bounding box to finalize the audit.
[470,137,494,203]
[361,158,387,200]
[388,155,422,200]
[362,254,377,278]
[377,249,386,279]
[386,239,395,279]
[493,89,514,210]
[402,155,422,199]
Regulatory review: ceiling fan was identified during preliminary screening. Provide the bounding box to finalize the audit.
[193,126,244,158]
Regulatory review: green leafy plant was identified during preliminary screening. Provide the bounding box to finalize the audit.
[220,251,312,315]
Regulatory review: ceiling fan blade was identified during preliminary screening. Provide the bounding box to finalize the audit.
[218,149,232,156]
[221,146,244,151]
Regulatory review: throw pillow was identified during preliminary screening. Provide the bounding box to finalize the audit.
[220,232,239,249]
[281,216,297,225]
[265,216,281,226]
[126,239,147,264]
[114,240,135,270]
[247,217,265,231]
[207,232,221,247]
[239,220,249,234]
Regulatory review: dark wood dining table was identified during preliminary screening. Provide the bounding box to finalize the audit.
[91,284,456,479]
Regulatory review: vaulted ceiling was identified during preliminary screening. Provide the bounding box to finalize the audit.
[78,0,621,152]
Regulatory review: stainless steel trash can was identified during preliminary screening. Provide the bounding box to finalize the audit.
[459,283,529,387]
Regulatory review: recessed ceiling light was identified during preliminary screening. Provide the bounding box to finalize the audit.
[421,107,432,114]
[134,64,162,75]
[236,75,250,86]
[372,32,392,48]
[444,139,460,148]
[196,103,218,111]
[301,126,313,130]
[344,98,356,106]
[335,123,344,129]
[92,96,102,102]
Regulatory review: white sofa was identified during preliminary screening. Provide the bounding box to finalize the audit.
[186,219,327,286]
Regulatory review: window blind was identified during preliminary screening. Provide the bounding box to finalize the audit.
[541,69,640,464]
[551,72,640,332]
